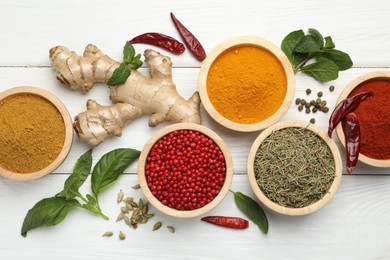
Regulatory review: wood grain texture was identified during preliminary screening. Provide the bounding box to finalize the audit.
[1,175,390,260]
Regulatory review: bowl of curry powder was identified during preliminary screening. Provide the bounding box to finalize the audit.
[0,86,73,180]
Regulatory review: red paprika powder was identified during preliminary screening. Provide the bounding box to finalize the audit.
[349,79,390,159]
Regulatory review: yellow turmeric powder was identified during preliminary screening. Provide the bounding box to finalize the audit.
[207,45,287,124]
[0,94,65,173]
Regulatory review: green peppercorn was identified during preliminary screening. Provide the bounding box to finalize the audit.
[295,98,301,105]
[317,91,323,97]
[329,85,335,92]
[312,107,318,113]
[322,100,327,106]
[310,118,316,124]
[298,105,304,111]
[305,103,311,108]
[322,107,329,113]
[306,88,312,95]
[310,100,315,106]
[305,108,311,114]
[300,99,306,105]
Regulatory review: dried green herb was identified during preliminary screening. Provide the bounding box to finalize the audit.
[254,127,335,208]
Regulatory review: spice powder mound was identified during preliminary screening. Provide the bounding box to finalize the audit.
[207,45,287,124]
[254,127,335,208]
[0,93,65,173]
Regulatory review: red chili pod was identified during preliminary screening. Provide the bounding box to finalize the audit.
[342,113,361,174]
[201,216,249,229]
[170,12,206,61]
[129,33,185,54]
[328,91,373,138]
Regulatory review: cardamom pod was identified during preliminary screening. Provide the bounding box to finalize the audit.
[131,223,138,230]
[117,190,124,203]
[167,226,175,234]
[116,212,125,222]
[132,184,141,190]
[119,231,126,240]
[140,217,148,224]
[121,206,129,213]
[126,203,133,211]
[153,222,162,231]
[142,202,149,214]
[124,216,131,225]
[124,196,134,203]
[144,213,154,219]
[138,198,144,209]
[130,201,138,208]
[102,231,113,237]
[131,208,140,219]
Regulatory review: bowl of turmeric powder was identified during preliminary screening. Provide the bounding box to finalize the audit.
[199,36,295,132]
[0,86,74,181]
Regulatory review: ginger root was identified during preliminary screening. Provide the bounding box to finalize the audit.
[49,44,201,146]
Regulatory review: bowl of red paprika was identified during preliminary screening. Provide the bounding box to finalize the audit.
[335,71,390,168]
[138,123,233,218]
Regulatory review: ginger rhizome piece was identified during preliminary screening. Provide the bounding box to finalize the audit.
[49,44,201,146]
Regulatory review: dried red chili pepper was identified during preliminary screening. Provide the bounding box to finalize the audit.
[328,91,373,138]
[342,113,360,174]
[170,12,206,61]
[201,216,249,229]
[129,33,185,54]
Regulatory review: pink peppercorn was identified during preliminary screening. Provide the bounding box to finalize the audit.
[145,130,226,211]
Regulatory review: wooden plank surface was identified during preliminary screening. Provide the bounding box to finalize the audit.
[0,0,390,259]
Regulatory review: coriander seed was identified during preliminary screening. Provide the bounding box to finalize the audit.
[310,100,315,106]
[312,107,318,113]
[305,108,311,114]
[300,99,306,105]
[310,118,315,124]
[295,98,301,105]
[323,107,329,113]
[317,91,323,97]
[298,105,303,111]
[329,85,335,92]
[306,88,312,95]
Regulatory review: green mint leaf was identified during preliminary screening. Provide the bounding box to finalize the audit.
[300,57,339,82]
[321,49,353,71]
[91,148,140,199]
[308,28,324,49]
[107,62,131,86]
[293,35,321,53]
[130,54,143,69]
[123,42,135,63]
[324,36,335,49]
[21,197,80,237]
[281,30,308,67]
[232,191,268,234]
[57,149,93,200]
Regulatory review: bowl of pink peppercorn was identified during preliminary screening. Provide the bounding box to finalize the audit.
[138,123,233,218]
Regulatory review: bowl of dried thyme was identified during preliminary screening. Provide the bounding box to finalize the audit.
[0,86,74,181]
[247,120,342,216]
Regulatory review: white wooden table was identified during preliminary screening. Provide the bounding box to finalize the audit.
[1,1,390,259]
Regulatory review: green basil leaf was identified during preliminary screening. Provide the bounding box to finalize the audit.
[123,42,135,63]
[308,28,324,49]
[57,149,93,200]
[91,148,140,198]
[324,36,335,49]
[233,191,268,234]
[281,30,308,67]
[21,197,80,237]
[107,62,131,86]
[82,194,98,211]
[300,57,339,82]
[293,35,321,53]
[321,49,353,71]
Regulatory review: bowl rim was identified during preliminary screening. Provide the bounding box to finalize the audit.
[137,123,233,218]
[0,86,74,181]
[335,71,390,167]
[198,36,295,132]
[247,120,342,216]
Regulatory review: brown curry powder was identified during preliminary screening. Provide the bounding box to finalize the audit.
[0,94,65,173]
[207,46,287,124]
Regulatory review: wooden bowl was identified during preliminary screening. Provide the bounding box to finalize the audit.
[0,86,73,181]
[198,36,295,132]
[247,120,342,216]
[138,123,233,218]
[335,71,390,167]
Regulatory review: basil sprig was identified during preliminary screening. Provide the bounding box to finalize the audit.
[21,148,140,237]
[230,190,269,234]
[107,42,143,86]
[281,28,353,82]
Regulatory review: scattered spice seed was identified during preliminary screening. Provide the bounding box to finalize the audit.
[295,98,301,105]
[323,107,329,113]
[329,85,335,92]
[310,118,316,124]
[317,91,323,97]
[312,107,318,113]
[116,212,125,222]
[167,226,175,233]
[117,190,124,203]
[305,103,310,108]
[102,231,113,237]
[300,99,306,105]
[119,231,126,240]
[298,105,303,111]
[306,88,312,95]
[305,108,311,114]
[132,184,141,190]
[121,206,129,213]
[153,222,162,231]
